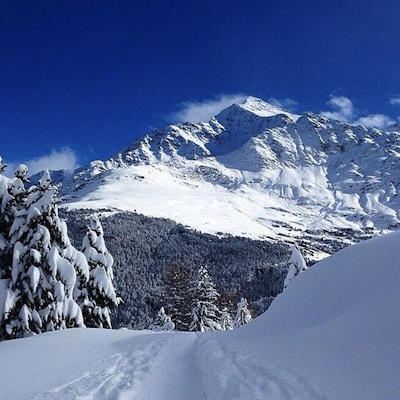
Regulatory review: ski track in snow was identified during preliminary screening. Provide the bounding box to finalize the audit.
[33,332,324,400]
[35,334,168,400]
[34,332,203,400]
[196,336,326,400]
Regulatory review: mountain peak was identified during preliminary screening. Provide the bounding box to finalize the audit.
[234,96,300,121]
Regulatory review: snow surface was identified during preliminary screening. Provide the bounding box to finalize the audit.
[1,232,399,400]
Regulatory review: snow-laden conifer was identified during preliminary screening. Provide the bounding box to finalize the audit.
[0,164,28,245]
[0,167,10,279]
[2,169,86,339]
[81,215,120,328]
[149,306,175,331]
[233,297,252,328]
[220,307,233,330]
[14,164,29,183]
[283,243,308,289]
[189,265,221,332]
[1,164,30,243]
[0,163,29,339]
[163,264,192,331]
[0,164,29,302]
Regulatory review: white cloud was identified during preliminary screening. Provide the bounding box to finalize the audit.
[6,147,79,177]
[169,94,247,123]
[321,95,395,129]
[268,97,298,111]
[354,114,395,129]
[390,97,400,106]
[321,95,356,122]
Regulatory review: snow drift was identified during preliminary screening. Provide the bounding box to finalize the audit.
[233,230,400,400]
[1,231,399,399]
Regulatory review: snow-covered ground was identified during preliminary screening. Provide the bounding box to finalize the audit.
[64,163,326,241]
[2,231,399,400]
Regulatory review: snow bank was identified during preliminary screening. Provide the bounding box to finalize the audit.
[234,230,400,400]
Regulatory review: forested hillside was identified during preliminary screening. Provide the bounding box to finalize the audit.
[62,209,290,329]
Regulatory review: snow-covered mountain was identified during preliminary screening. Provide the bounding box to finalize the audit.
[2,230,399,400]
[61,96,400,258]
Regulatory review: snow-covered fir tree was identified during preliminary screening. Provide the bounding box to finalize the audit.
[0,162,32,335]
[0,160,10,280]
[189,265,221,332]
[163,263,193,331]
[220,307,233,330]
[283,243,308,289]
[2,169,87,339]
[233,297,252,328]
[81,215,120,328]
[14,164,29,184]
[0,163,29,279]
[149,306,175,331]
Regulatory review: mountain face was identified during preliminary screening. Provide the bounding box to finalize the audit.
[61,96,400,259]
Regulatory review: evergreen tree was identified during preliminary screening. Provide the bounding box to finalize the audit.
[233,297,252,328]
[149,306,175,331]
[0,161,10,280]
[81,215,120,328]
[283,243,308,289]
[0,163,30,338]
[189,265,221,332]
[163,263,192,331]
[0,163,28,280]
[14,164,29,184]
[220,307,233,330]
[2,170,87,339]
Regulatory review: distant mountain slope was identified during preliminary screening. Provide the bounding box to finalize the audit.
[60,96,400,258]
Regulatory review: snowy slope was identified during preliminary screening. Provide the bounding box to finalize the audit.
[234,230,400,400]
[2,232,399,400]
[59,96,400,256]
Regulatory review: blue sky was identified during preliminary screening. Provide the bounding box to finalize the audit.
[1,0,400,174]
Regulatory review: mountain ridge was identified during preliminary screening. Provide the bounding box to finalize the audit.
[57,96,400,258]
